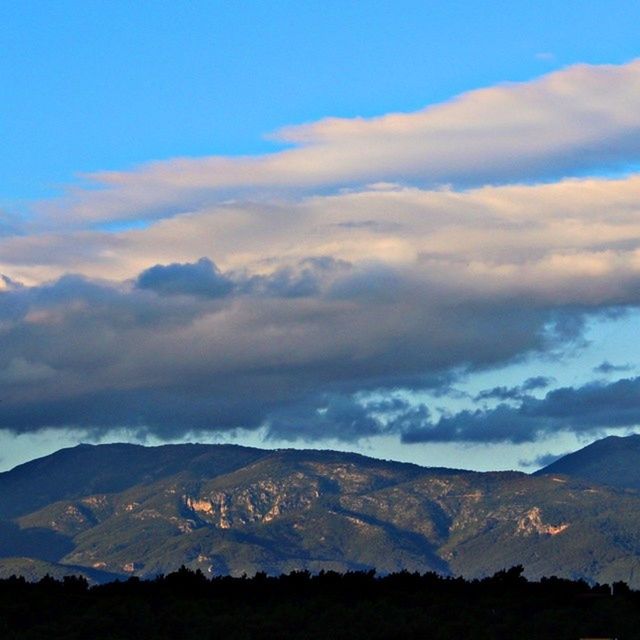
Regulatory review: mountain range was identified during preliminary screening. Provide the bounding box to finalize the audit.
[2,435,640,586]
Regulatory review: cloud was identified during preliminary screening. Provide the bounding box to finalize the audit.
[135,256,350,301]
[238,257,350,299]
[518,451,568,469]
[0,358,56,384]
[0,274,22,291]
[474,376,554,402]
[267,394,404,442]
[136,257,234,298]
[1,61,640,443]
[0,210,22,238]
[2,175,640,442]
[522,376,554,391]
[22,58,640,228]
[0,261,580,439]
[5,174,640,302]
[593,360,634,374]
[403,376,640,444]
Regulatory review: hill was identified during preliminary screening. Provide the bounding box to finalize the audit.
[2,441,640,586]
[535,434,640,490]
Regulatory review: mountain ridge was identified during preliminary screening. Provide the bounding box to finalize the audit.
[1,436,640,586]
[535,433,640,490]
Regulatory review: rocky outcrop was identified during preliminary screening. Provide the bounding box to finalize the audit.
[516,507,569,536]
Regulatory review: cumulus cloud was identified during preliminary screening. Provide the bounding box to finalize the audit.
[136,258,235,298]
[0,254,629,443]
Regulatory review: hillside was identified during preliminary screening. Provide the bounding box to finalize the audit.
[2,441,640,586]
[535,434,640,490]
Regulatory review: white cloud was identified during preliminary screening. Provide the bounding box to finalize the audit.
[31,58,640,228]
[4,175,640,307]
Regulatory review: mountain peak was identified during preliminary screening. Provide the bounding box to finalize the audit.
[535,433,640,489]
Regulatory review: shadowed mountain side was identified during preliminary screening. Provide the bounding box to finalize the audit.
[0,520,74,562]
[535,434,640,490]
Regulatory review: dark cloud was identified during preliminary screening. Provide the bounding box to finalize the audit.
[521,376,554,391]
[518,451,569,470]
[0,258,620,443]
[136,256,349,300]
[267,394,431,443]
[267,395,393,442]
[593,360,634,374]
[474,386,520,402]
[474,376,554,402]
[402,404,541,444]
[243,267,320,298]
[403,376,640,444]
[0,388,267,439]
[136,258,234,298]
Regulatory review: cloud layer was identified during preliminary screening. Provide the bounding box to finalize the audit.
[403,377,640,444]
[2,60,640,443]
[33,58,640,227]
[0,261,558,437]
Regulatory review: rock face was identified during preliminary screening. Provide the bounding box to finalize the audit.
[516,507,569,537]
[184,475,322,528]
[2,439,640,585]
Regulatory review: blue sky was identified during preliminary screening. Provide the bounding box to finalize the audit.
[4,0,640,202]
[2,2,640,471]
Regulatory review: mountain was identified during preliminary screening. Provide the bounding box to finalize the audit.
[535,434,640,490]
[2,440,640,586]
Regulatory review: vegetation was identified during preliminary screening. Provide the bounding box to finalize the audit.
[0,565,634,639]
[4,441,640,587]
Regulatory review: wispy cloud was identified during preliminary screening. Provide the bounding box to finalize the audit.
[518,451,567,469]
[593,360,634,374]
[17,58,640,229]
[474,377,554,402]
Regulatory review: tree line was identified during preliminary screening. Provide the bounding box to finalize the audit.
[0,565,635,639]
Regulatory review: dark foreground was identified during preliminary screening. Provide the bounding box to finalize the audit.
[0,566,635,639]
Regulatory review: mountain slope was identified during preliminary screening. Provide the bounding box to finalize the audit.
[2,441,640,586]
[535,434,640,490]
[0,443,269,519]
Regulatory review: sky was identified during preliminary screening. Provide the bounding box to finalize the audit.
[2,1,640,472]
